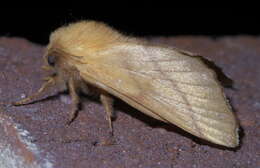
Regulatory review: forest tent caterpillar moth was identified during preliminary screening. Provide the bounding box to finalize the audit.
[13,21,239,147]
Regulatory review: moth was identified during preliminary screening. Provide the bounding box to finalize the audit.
[14,21,239,147]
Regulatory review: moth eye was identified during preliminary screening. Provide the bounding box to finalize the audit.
[47,55,56,66]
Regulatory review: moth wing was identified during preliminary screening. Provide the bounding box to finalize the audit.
[77,43,239,147]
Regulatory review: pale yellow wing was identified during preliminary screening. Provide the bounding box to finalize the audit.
[76,43,239,147]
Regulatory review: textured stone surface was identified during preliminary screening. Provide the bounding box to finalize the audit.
[0,37,259,168]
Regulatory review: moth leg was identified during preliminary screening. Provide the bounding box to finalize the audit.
[66,78,80,125]
[13,76,56,106]
[100,93,114,136]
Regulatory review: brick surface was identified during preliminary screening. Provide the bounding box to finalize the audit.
[0,37,259,168]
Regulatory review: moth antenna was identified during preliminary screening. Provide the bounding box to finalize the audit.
[42,65,53,71]
[12,76,56,106]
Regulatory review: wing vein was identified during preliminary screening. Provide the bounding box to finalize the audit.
[95,63,219,100]
[139,71,216,88]
[147,58,203,137]
[147,69,210,73]
[154,92,227,116]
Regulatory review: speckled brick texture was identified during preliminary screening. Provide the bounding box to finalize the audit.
[0,37,259,168]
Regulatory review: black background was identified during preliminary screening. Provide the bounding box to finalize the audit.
[0,8,258,45]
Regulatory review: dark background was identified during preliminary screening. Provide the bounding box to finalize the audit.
[0,8,259,44]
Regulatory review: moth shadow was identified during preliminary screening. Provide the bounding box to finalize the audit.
[15,89,242,151]
[115,99,241,151]
[199,56,234,89]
